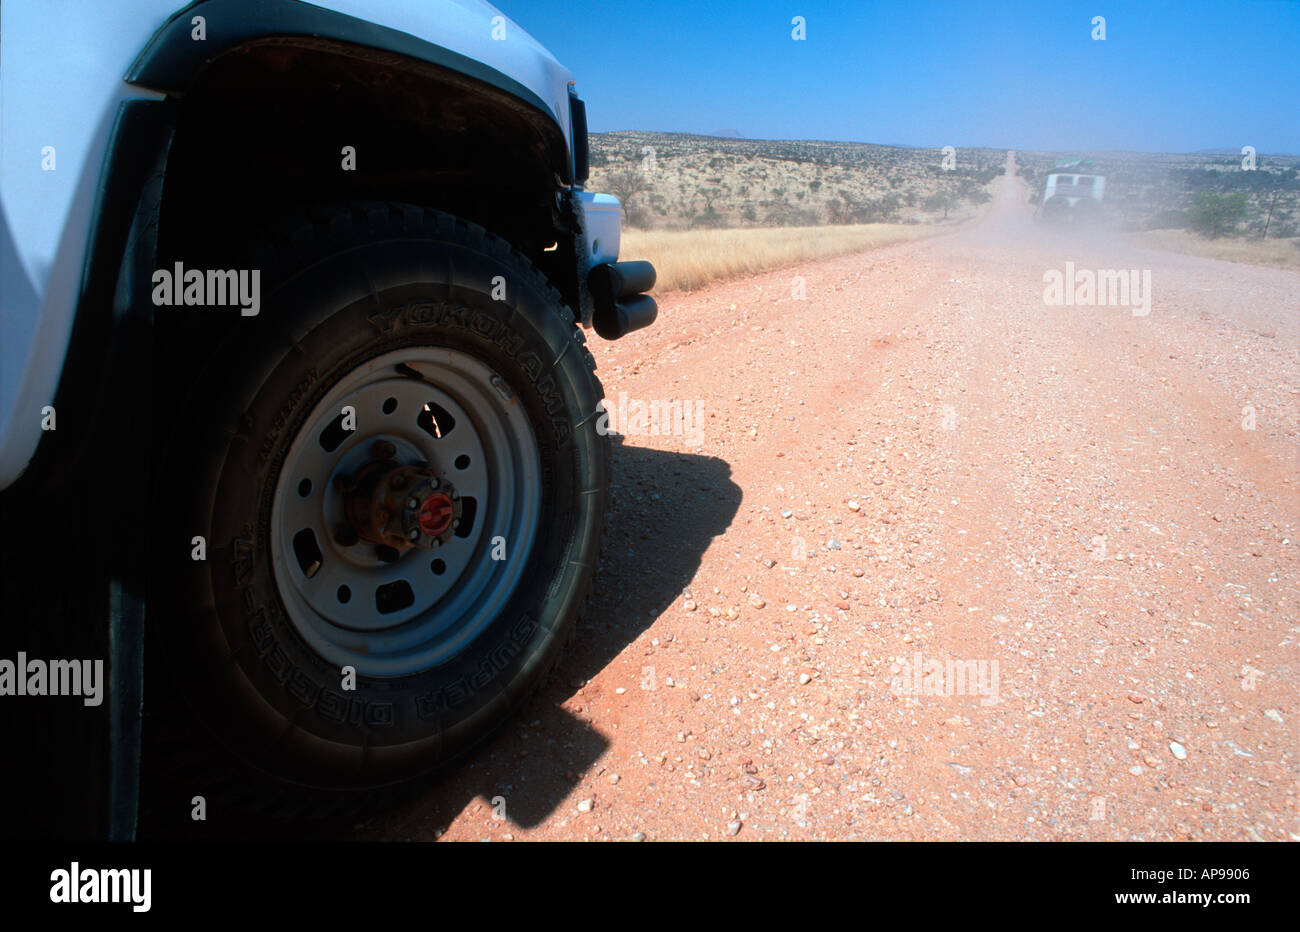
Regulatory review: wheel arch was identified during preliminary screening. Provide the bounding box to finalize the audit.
[138,2,583,321]
[127,0,562,134]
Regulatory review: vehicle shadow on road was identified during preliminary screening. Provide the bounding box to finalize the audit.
[143,438,741,840]
[354,436,742,839]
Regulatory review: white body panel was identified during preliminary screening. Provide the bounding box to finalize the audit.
[1044,173,1106,207]
[579,192,622,265]
[0,0,608,489]
[0,2,173,489]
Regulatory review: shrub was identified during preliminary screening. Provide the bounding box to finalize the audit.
[1188,192,1247,238]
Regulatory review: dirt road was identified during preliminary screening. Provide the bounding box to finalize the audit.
[367,152,1299,841]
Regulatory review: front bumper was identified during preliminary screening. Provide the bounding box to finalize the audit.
[576,191,657,340]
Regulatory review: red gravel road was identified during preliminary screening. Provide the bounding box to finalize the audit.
[365,152,1299,841]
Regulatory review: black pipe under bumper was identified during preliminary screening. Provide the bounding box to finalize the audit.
[590,260,656,301]
[589,260,658,340]
[593,293,658,341]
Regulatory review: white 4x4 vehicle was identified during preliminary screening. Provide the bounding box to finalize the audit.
[0,0,655,832]
[1038,168,1106,223]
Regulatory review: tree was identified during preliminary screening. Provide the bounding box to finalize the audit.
[697,187,723,213]
[1187,192,1247,239]
[764,198,795,226]
[604,168,651,226]
[876,192,903,221]
[924,190,957,219]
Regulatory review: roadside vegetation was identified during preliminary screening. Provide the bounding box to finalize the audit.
[1127,228,1300,270]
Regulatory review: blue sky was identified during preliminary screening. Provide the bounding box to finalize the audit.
[499,0,1300,153]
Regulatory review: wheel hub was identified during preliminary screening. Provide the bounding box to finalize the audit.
[336,441,462,552]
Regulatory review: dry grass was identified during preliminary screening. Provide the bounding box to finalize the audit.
[625,223,946,292]
[1127,230,1300,270]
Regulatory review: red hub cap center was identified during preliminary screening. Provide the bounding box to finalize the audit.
[417,492,455,537]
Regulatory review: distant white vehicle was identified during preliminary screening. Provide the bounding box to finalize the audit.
[1039,163,1106,222]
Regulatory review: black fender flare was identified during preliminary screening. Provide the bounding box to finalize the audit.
[126,0,564,172]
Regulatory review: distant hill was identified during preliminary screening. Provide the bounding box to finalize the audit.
[588,130,1005,230]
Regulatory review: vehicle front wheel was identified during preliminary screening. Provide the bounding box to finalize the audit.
[151,204,608,807]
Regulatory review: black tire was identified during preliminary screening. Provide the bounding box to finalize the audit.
[150,203,608,810]
[1072,198,1101,226]
[1041,196,1070,223]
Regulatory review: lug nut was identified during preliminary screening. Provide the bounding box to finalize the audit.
[407,497,420,509]
[408,528,420,540]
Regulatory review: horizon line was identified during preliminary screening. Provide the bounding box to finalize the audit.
[589,130,1300,159]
